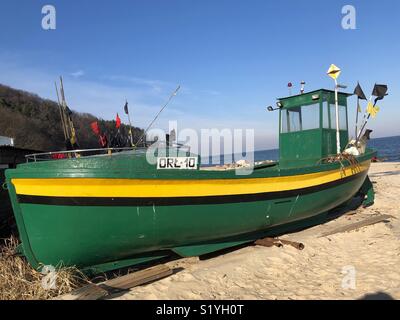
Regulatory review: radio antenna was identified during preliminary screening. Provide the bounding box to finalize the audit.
[135,85,181,147]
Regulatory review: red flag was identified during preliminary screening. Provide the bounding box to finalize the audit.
[90,121,100,136]
[116,113,121,129]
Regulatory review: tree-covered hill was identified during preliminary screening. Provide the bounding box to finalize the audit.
[0,84,144,151]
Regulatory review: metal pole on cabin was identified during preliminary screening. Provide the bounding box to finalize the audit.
[334,78,341,154]
[288,82,292,96]
[300,81,305,94]
[355,97,359,139]
[327,64,342,154]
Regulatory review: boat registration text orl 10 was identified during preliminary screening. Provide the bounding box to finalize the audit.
[157,157,198,170]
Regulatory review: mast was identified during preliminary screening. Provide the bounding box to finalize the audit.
[55,81,68,141]
[59,76,78,149]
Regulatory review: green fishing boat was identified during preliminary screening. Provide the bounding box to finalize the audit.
[5,86,380,274]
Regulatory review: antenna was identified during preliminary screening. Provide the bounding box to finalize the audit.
[300,81,306,94]
[135,85,181,147]
[287,82,293,96]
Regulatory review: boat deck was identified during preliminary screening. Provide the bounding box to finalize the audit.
[199,160,278,171]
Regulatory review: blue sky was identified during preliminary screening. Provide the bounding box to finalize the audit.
[0,0,399,150]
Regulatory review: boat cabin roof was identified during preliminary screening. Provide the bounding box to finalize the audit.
[277,89,352,110]
[278,89,352,101]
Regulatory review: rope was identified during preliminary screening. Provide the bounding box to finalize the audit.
[317,152,361,176]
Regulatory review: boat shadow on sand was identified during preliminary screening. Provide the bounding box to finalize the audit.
[199,193,367,261]
[359,291,395,300]
[100,193,370,296]
[369,169,400,178]
[101,193,381,300]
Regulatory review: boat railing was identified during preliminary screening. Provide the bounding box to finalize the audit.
[25,143,191,162]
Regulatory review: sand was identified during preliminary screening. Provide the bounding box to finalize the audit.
[115,162,400,300]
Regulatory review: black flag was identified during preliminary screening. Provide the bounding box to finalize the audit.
[372,84,388,98]
[124,101,129,115]
[354,82,367,100]
[372,84,388,104]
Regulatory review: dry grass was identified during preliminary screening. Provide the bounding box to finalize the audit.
[0,236,90,300]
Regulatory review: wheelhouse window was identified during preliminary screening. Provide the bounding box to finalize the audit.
[281,108,300,133]
[300,104,319,130]
[281,103,320,133]
[328,103,347,130]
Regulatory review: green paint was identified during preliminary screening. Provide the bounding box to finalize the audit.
[4,89,377,274]
[278,89,351,168]
[359,176,375,207]
[6,156,372,273]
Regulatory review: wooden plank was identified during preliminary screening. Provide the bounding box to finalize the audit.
[255,238,282,248]
[319,214,394,238]
[55,264,172,300]
[100,264,172,292]
[55,284,108,300]
[255,237,305,250]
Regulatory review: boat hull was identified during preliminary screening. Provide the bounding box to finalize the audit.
[6,153,373,273]
[0,168,14,237]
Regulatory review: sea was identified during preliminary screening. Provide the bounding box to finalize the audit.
[201,135,400,165]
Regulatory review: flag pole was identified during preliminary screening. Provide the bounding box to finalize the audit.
[125,100,134,147]
[334,78,341,154]
[327,64,342,155]
[357,100,375,141]
[355,97,359,139]
[357,98,378,141]
[356,95,372,141]
[356,84,388,141]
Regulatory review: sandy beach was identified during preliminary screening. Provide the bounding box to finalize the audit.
[114,162,400,300]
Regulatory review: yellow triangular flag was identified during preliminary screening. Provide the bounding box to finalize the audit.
[367,102,380,118]
[327,64,341,80]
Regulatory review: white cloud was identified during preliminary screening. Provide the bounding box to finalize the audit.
[101,75,175,96]
[0,55,278,150]
[70,70,85,78]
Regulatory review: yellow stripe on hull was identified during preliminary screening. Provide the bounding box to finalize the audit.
[11,161,370,198]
